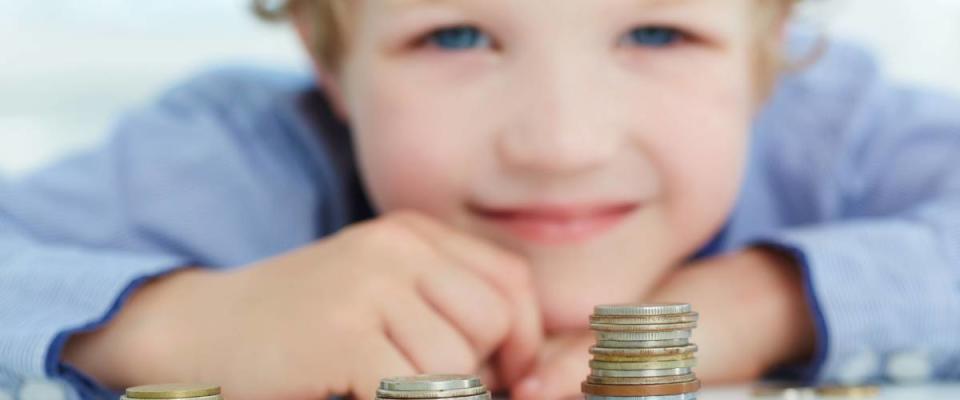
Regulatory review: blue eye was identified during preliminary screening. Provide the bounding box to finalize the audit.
[428,26,491,50]
[624,27,683,47]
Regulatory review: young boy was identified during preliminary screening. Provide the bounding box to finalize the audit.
[2,0,959,399]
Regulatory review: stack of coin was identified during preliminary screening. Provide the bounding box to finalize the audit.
[122,384,222,400]
[582,303,701,400]
[376,374,491,400]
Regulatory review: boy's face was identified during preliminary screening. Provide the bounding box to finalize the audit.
[329,0,759,331]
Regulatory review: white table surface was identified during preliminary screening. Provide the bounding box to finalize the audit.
[701,383,960,399]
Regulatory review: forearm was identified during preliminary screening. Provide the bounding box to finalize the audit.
[648,247,815,382]
[61,267,220,390]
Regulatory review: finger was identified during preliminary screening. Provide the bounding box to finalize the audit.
[383,292,481,374]
[351,336,418,400]
[512,333,592,400]
[418,265,512,361]
[477,363,503,394]
[395,212,543,385]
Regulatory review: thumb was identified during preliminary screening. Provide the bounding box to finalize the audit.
[511,332,593,400]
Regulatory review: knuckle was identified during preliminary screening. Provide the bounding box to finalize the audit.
[486,300,513,341]
[354,274,400,305]
[366,214,432,256]
[437,346,480,374]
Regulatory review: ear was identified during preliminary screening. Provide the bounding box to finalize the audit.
[290,5,352,122]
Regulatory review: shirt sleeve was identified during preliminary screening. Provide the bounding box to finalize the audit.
[0,67,325,399]
[756,63,960,384]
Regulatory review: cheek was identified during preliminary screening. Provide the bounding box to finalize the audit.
[346,72,482,218]
[348,81,457,215]
[637,59,753,257]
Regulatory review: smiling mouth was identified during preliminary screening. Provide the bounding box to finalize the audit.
[468,202,641,245]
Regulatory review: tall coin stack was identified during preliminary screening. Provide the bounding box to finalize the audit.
[376,374,492,400]
[582,303,701,400]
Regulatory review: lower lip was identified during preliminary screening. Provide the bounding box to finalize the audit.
[477,205,638,245]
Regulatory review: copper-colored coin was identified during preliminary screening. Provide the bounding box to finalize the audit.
[591,351,696,363]
[581,379,701,396]
[586,373,696,385]
[590,312,699,325]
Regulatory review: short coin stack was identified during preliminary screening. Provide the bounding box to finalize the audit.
[582,303,701,400]
[122,384,223,400]
[376,374,491,400]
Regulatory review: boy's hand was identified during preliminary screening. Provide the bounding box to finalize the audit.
[511,247,816,400]
[650,247,816,382]
[63,212,542,400]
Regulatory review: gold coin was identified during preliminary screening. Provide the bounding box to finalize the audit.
[595,338,690,349]
[815,385,880,398]
[592,352,695,362]
[125,384,221,399]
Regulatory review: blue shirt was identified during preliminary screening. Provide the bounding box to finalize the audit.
[2,39,960,399]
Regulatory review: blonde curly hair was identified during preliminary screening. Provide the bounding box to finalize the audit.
[255,0,798,88]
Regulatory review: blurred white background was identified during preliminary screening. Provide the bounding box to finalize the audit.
[1,0,959,177]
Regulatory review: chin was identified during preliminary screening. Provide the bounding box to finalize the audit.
[527,250,674,334]
[536,277,646,334]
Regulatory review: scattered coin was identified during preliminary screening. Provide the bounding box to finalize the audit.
[815,385,880,398]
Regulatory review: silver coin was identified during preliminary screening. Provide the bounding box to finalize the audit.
[379,375,482,392]
[590,358,697,370]
[594,304,691,317]
[587,373,697,385]
[377,392,491,400]
[591,344,698,357]
[586,395,697,400]
[591,367,693,378]
[591,312,699,325]
[751,386,816,400]
[591,321,698,332]
[595,338,690,349]
[377,386,488,399]
[596,330,691,341]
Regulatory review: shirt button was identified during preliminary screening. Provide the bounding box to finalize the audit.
[18,379,66,400]
[886,350,933,383]
[836,350,880,385]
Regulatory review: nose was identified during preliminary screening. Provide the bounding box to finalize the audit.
[497,58,623,176]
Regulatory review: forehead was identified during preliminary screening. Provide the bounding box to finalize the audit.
[385,0,706,8]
